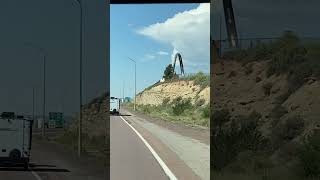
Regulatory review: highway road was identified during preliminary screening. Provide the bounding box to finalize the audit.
[0,113,207,180]
[0,133,108,180]
[110,115,170,180]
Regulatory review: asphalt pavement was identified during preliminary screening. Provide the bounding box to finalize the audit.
[110,115,169,180]
[0,131,108,180]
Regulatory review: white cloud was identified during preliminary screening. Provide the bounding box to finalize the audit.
[137,3,210,73]
[157,51,169,56]
[145,54,156,59]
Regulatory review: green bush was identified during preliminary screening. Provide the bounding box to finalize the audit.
[139,104,152,114]
[201,104,210,118]
[270,105,288,119]
[275,91,292,105]
[162,97,170,106]
[287,62,313,92]
[185,72,209,90]
[266,32,307,77]
[222,49,249,61]
[244,64,253,75]
[212,111,268,170]
[212,108,231,129]
[269,105,288,127]
[298,131,320,178]
[271,116,304,149]
[171,97,192,116]
[195,98,205,107]
[228,71,237,78]
[262,82,273,96]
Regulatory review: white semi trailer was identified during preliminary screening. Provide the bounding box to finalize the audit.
[0,112,33,169]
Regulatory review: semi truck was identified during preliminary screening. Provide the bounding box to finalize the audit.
[110,97,120,115]
[0,112,33,169]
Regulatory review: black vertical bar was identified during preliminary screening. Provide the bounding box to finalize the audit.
[222,0,239,48]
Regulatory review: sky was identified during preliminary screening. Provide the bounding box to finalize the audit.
[211,0,320,48]
[0,0,108,116]
[110,3,210,99]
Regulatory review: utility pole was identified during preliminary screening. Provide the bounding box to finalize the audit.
[24,43,47,138]
[73,0,84,158]
[219,14,222,57]
[128,57,136,111]
[123,80,125,100]
[32,88,35,122]
[42,54,46,137]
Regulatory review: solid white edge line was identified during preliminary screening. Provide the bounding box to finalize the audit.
[120,116,178,180]
[31,169,43,180]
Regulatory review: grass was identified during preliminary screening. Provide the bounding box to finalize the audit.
[223,31,320,92]
[123,100,209,127]
[54,125,109,163]
[182,72,210,90]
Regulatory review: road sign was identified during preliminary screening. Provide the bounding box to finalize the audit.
[49,112,64,128]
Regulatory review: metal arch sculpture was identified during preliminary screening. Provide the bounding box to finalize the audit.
[173,53,185,76]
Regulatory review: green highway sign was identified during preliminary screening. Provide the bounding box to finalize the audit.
[49,112,64,128]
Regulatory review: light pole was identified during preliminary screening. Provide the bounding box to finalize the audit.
[73,0,83,158]
[24,43,47,138]
[128,57,136,111]
[32,88,35,124]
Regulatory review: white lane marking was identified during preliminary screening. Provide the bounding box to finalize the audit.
[120,116,178,180]
[31,169,43,180]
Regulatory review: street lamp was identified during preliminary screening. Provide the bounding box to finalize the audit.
[128,57,136,111]
[73,0,84,158]
[24,43,47,138]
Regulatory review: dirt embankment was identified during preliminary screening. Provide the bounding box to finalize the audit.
[136,80,210,106]
[67,93,109,139]
[212,59,320,137]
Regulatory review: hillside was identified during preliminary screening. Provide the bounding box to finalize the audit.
[212,60,320,136]
[124,73,210,127]
[56,92,109,157]
[212,31,320,179]
[136,78,210,106]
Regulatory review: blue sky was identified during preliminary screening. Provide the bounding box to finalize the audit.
[110,3,210,99]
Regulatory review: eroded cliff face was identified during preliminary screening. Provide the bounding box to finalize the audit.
[136,80,210,106]
[211,59,320,136]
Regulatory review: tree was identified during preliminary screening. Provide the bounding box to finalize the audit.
[163,64,174,80]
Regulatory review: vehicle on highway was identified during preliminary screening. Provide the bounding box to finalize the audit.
[0,112,33,169]
[110,97,120,115]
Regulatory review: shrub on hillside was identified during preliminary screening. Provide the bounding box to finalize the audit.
[162,97,170,106]
[171,97,192,116]
[271,116,304,149]
[287,62,313,92]
[201,104,210,118]
[244,64,253,75]
[212,108,231,129]
[186,72,209,90]
[212,111,268,170]
[228,71,237,78]
[298,130,320,178]
[270,105,288,127]
[139,104,152,114]
[222,49,249,61]
[275,91,292,105]
[195,98,206,107]
[266,31,307,77]
[262,82,273,96]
